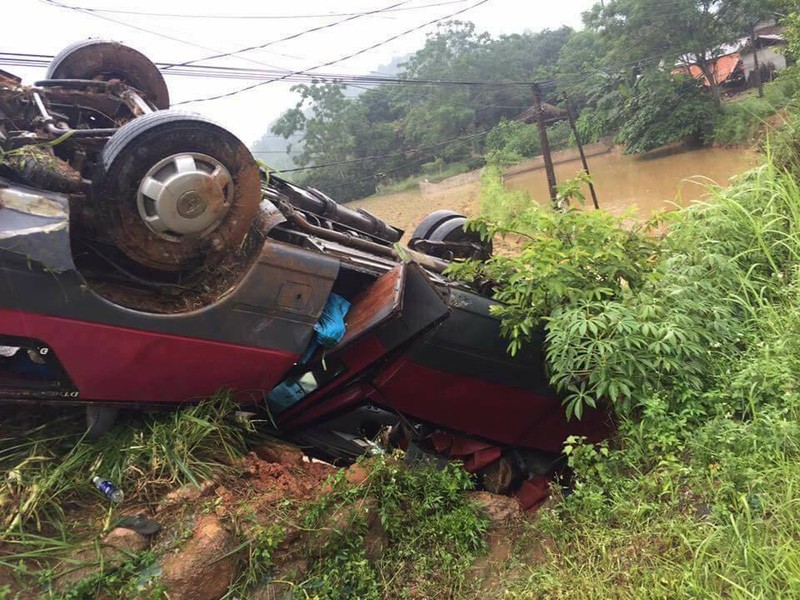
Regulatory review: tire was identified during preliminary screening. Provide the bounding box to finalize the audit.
[93,111,261,272]
[47,40,169,110]
[426,216,492,260]
[410,210,462,241]
[85,405,118,440]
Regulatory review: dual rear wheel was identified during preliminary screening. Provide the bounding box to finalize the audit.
[49,41,260,273]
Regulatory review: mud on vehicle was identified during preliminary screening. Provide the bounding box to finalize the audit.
[0,41,612,510]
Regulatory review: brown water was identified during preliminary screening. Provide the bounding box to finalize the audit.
[349,144,758,237]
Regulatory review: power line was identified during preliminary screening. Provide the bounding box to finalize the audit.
[52,0,470,20]
[251,150,305,154]
[39,0,303,69]
[324,131,482,190]
[160,0,420,70]
[277,128,492,174]
[173,0,491,105]
[0,53,542,89]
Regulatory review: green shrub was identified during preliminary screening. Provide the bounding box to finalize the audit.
[615,72,715,154]
[300,456,488,600]
[547,120,573,151]
[713,95,777,145]
[485,119,541,166]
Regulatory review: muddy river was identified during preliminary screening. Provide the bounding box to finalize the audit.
[349,144,758,237]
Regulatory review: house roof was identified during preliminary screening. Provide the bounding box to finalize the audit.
[673,52,742,86]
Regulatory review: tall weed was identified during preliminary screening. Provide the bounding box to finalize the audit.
[0,394,246,534]
[479,122,800,599]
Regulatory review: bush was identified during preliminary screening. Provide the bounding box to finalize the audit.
[487,145,800,599]
[300,456,488,599]
[547,120,573,151]
[485,119,541,166]
[713,95,777,145]
[575,107,615,144]
[615,72,715,154]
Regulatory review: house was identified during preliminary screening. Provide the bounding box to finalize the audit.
[672,20,789,91]
[672,53,746,89]
[740,34,788,85]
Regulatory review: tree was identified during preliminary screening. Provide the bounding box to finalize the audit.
[586,0,774,109]
[271,83,404,200]
[615,72,714,153]
[269,21,579,200]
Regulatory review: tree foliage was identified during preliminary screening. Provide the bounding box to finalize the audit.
[586,0,778,107]
[264,3,791,200]
[615,72,715,153]
[271,22,573,200]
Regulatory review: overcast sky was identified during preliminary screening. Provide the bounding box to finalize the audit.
[3,0,594,145]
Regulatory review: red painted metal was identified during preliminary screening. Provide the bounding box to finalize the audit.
[277,334,387,428]
[373,357,612,453]
[0,309,298,403]
[515,476,551,513]
[429,431,502,472]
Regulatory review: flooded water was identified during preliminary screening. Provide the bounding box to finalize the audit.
[349,144,758,237]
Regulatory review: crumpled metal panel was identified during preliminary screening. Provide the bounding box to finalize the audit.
[0,180,74,273]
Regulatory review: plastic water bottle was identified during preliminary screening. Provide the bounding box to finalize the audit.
[92,476,124,503]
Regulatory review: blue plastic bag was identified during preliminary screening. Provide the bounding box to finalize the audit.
[298,293,351,364]
[314,293,351,347]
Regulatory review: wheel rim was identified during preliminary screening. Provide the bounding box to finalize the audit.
[136,152,234,240]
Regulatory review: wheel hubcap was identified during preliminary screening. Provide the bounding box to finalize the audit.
[136,152,234,240]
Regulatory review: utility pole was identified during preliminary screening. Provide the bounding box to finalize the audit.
[750,26,764,98]
[531,83,558,208]
[564,95,600,210]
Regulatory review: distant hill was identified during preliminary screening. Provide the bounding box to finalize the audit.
[250,54,411,162]
[250,123,303,173]
[250,54,409,172]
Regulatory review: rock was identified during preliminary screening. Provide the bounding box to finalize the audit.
[160,515,238,600]
[252,441,305,467]
[310,497,387,563]
[102,527,149,553]
[344,463,370,487]
[159,479,217,509]
[468,491,521,524]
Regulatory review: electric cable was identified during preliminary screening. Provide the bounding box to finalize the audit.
[49,0,471,20]
[173,0,491,105]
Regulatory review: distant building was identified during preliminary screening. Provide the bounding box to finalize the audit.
[673,53,745,89]
[672,21,789,91]
[740,34,787,86]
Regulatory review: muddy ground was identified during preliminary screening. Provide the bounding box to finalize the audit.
[0,435,538,600]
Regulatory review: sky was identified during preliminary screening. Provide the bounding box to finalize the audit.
[2,0,595,146]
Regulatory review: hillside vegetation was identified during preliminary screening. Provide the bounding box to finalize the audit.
[269,0,797,201]
[443,133,800,596]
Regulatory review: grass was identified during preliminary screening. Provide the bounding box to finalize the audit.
[0,402,493,600]
[471,147,800,598]
[0,393,247,537]
[713,73,800,146]
[372,161,473,196]
[0,395,252,598]
[502,409,800,599]
[295,456,489,600]
[714,93,780,145]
